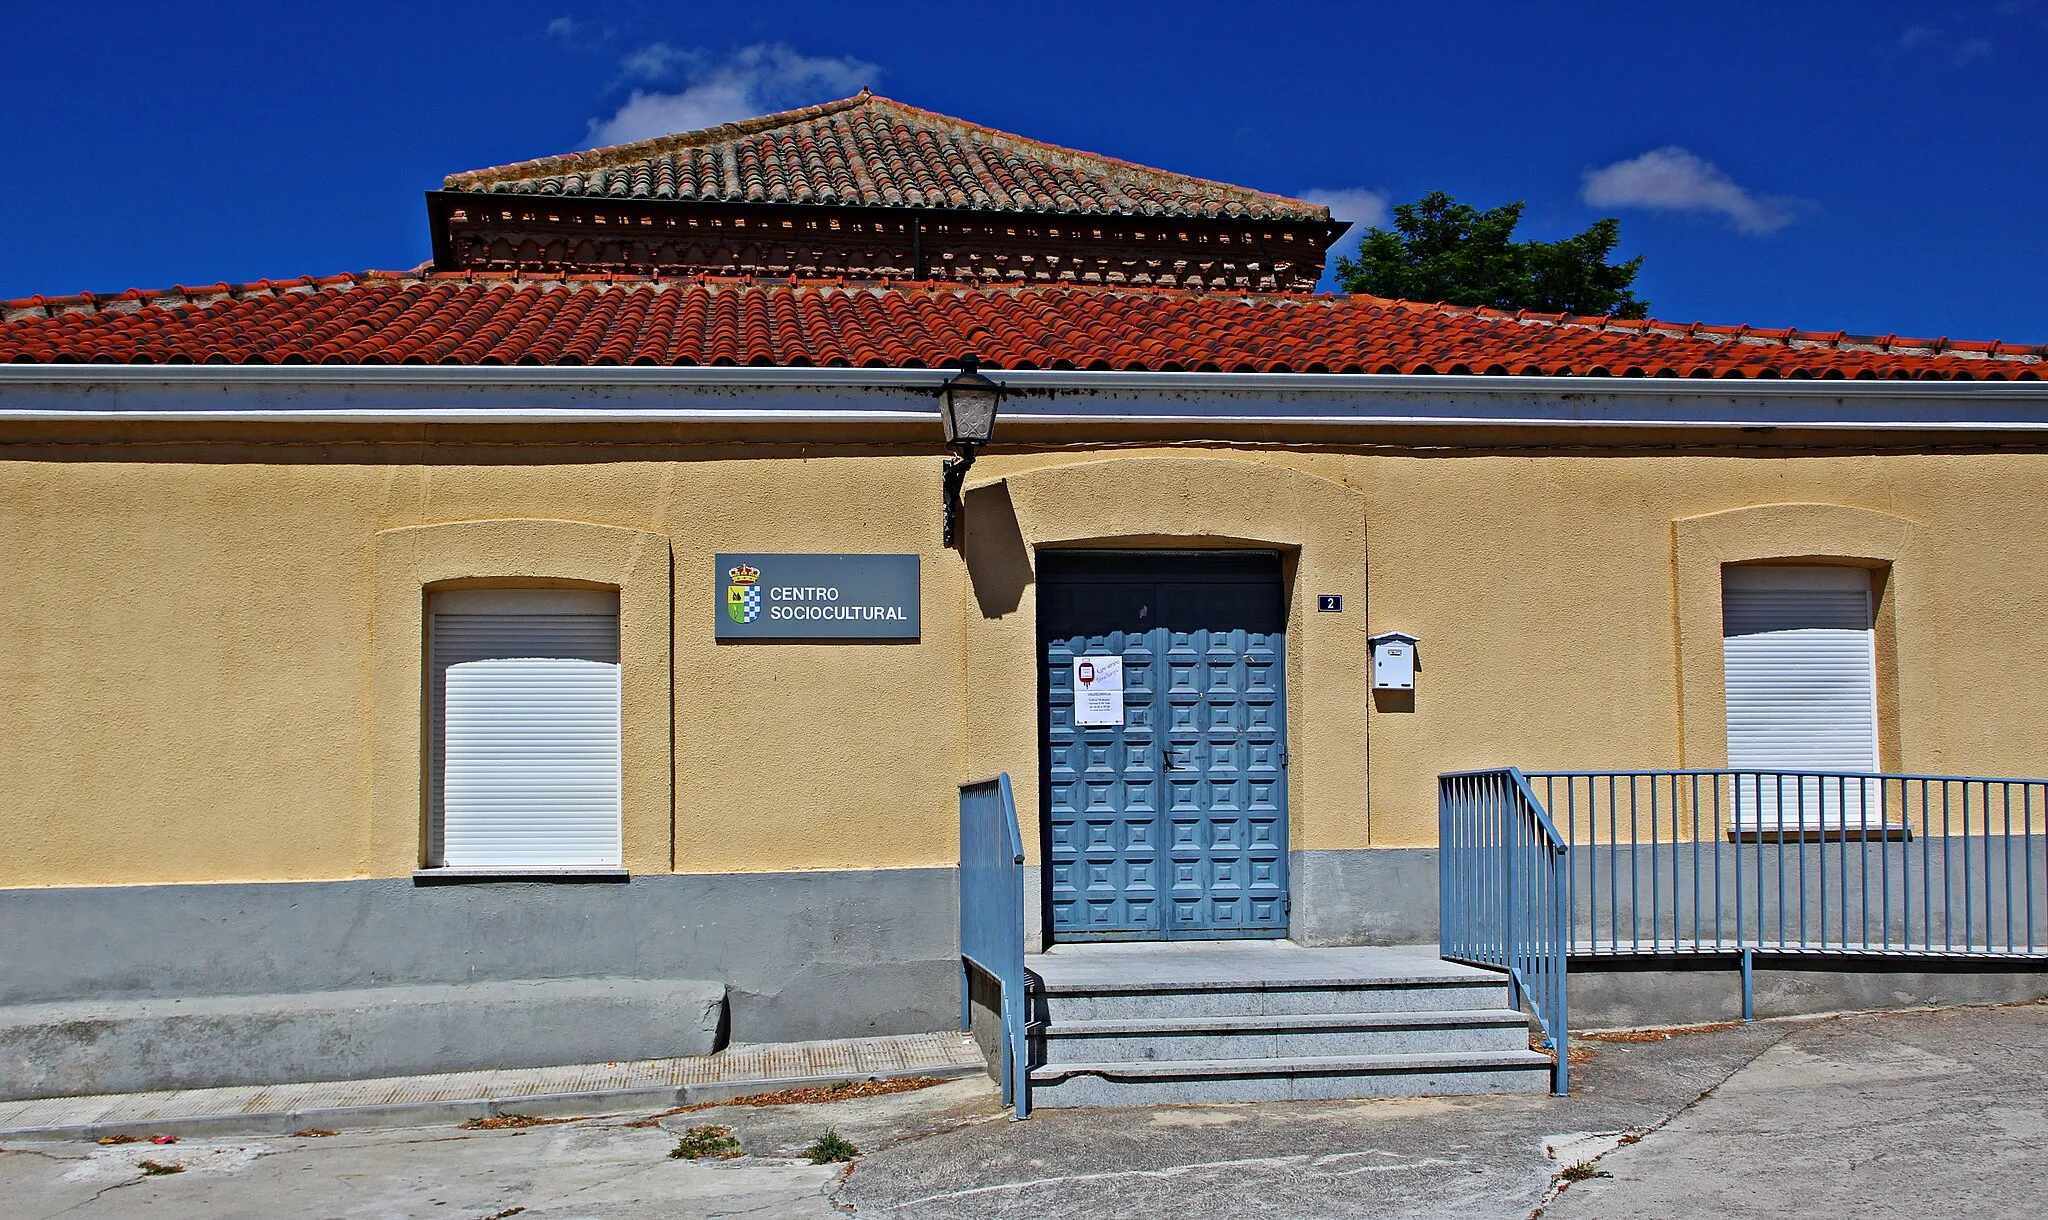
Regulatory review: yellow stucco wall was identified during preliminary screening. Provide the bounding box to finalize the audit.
[5,439,2048,886]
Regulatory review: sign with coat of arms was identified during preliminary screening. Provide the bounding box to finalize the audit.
[713,554,920,640]
[726,564,762,624]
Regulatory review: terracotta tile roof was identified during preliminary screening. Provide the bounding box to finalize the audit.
[1,271,2040,380]
[441,91,1331,224]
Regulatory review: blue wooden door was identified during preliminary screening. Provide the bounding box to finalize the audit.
[1042,552,1288,941]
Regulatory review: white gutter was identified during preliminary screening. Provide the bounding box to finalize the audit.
[3,364,2046,395]
[0,364,2044,431]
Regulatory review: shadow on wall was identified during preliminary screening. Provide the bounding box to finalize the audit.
[964,480,1034,617]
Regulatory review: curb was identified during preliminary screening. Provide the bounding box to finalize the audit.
[0,1062,988,1143]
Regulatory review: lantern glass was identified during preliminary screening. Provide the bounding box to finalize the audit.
[940,369,1002,446]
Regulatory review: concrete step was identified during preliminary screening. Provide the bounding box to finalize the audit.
[1033,1009,1534,1064]
[1019,945,1552,1108]
[1028,1049,1555,1108]
[1037,976,1510,1021]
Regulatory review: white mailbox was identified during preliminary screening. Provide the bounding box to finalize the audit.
[1368,631,1418,691]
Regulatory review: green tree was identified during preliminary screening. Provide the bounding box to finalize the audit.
[1335,191,1649,319]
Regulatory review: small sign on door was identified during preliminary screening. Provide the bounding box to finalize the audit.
[1073,655,1125,727]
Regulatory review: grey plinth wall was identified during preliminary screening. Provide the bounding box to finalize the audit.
[1026,849,1446,953]
[0,869,959,1099]
[0,978,728,1100]
[1568,960,2048,1028]
[1288,849,1440,947]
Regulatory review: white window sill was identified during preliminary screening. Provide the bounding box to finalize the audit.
[1725,826,1912,843]
[412,867,630,884]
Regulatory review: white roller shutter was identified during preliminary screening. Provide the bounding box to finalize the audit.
[1722,565,1881,829]
[429,589,621,867]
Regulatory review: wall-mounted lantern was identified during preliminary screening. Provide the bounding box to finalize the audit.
[938,355,1005,548]
[1368,631,1419,691]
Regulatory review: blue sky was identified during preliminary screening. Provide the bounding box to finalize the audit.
[3,2,2042,342]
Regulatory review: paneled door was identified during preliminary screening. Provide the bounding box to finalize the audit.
[1040,552,1289,941]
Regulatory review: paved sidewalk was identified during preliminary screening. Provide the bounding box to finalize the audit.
[0,1075,1006,1220]
[3,1003,2043,1217]
[841,1000,2048,1218]
[1540,1003,2048,1218]
[0,1031,984,1140]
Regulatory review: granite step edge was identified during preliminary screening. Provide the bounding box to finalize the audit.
[1030,1048,1555,1083]
[1031,1008,1532,1037]
[1028,973,1511,995]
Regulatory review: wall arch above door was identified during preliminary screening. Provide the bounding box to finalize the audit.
[958,456,1374,903]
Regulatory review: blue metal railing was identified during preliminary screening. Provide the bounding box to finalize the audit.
[1449,769,2048,1036]
[1440,768,1572,1094]
[1525,769,2048,1017]
[959,774,1029,1120]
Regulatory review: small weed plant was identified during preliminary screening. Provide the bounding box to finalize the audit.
[1559,1161,1611,1183]
[670,1124,742,1160]
[805,1128,859,1164]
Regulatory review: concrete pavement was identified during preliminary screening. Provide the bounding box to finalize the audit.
[0,1031,987,1141]
[2,999,2043,1218]
[839,1017,1778,1218]
[0,1078,1009,1219]
[1540,1002,2048,1219]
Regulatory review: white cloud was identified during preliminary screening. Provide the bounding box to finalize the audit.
[620,41,692,81]
[1298,188,1390,265]
[545,16,582,39]
[585,43,879,147]
[1954,36,1994,63]
[1298,187,1391,232]
[1992,0,2048,28]
[593,87,756,145]
[1581,146,1800,235]
[1899,23,2000,65]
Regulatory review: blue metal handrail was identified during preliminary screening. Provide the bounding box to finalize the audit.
[959,774,1029,1120]
[1439,767,1572,1094]
[1523,769,2047,1020]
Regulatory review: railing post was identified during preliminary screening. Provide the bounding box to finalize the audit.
[1008,966,1027,1121]
[1505,780,1521,1013]
[1000,773,1028,1122]
[960,774,1031,1121]
[1441,769,1572,1096]
[1741,947,1755,1022]
[1439,776,1454,962]
[1553,838,1571,1095]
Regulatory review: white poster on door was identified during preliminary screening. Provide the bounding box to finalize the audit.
[1072,655,1125,726]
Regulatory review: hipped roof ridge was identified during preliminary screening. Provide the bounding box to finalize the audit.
[444,90,879,191]
[441,91,1331,222]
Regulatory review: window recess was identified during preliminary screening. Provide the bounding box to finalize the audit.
[1722,564,1888,836]
[425,587,622,870]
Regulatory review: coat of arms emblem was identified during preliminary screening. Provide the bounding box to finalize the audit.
[726,564,762,624]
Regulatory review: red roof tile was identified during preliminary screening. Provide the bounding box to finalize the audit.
[1,271,2040,379]
[441,91,1331,224]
